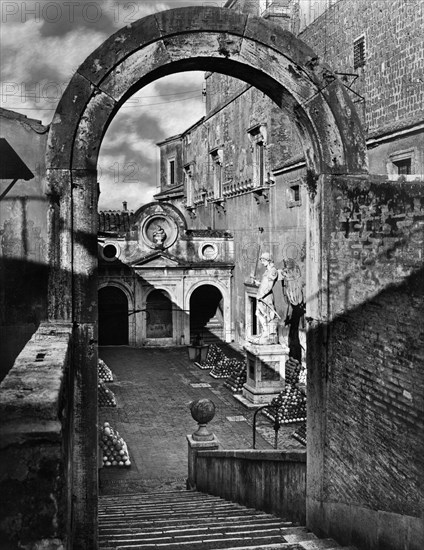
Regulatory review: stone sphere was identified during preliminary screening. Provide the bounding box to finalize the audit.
[190,398,216,424]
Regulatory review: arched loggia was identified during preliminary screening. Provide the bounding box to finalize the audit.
[44,6,367,546]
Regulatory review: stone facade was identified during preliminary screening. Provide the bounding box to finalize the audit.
[98,201,234,346]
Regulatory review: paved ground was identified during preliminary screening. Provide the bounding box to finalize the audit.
[98,346,304,495]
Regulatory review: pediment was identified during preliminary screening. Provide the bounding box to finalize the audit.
[132,252,180,269]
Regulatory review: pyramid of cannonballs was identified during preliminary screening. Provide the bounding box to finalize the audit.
[197,343,226,369]
[98,358,114,382]
[292,422,307,446]
[98,379,117,407]
[210,358,244,379]
[263,384,306,424]
[99,422,131,468]
[224,362,247,393]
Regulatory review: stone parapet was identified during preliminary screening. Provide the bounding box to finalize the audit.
[0,322,73,548]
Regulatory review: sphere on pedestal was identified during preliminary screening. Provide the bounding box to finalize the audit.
[190,398,216,441]
[190,398,216,424]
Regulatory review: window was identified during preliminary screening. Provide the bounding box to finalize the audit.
[184,163,194,207]
[255,141,265,187]
[354,36,366,69]
[394,158,411,175]
[167,158,175,186]
[388,149,415,177]
[250,297,258,336]
[286,182,302,207]
[209,148,223,199]
[247,123,267,187]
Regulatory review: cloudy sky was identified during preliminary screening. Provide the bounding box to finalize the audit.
[1,0,226,210]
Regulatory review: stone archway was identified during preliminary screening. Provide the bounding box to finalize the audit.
[45,6,367,546]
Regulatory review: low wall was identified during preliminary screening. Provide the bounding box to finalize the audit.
[0,322,73,549]
[194,449,306,524]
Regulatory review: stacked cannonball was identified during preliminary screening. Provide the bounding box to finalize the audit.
[210,358,244,379]
[298,363,307,385]
[263,384,306,424]
[98,379,117,407]
[224,362,247,393]
[198,344,225,369]
[292,422,307,446]
[285,357,302,385]
[98,358,113,382]
[99,422,131,468]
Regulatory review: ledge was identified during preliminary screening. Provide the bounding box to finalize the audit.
[197,449,306,462]
[0,322,72,446]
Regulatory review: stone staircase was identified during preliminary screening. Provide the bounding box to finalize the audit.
[98,490,357,550]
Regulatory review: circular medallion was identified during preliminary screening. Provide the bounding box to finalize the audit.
[141,215,178,250]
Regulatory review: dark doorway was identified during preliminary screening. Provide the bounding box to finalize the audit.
[98,286,128,345]
[146,289,172,338]
[190,285,224,343]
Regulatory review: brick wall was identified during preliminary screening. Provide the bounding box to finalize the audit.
[299,0,424,134]
[308,175,424,548]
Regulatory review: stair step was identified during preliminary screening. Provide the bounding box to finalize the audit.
[108,535,295,549]
[297,540,346,550]
[98,490,357,550]
[100,526,291,542]
[100,520,292,536]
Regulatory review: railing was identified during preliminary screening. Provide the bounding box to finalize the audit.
[0,322,73,548]
[193,448,306,524]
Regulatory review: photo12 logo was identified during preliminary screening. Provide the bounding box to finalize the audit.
[1,2,145,25]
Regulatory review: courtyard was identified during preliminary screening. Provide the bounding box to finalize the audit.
[98,346,304,495]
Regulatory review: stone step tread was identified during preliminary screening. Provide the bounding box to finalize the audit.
[99,512,273,523]
[98,518,292,534]
[99,498,224,506]
[99,515,298,532]
[99,515,293,529]
[298,542,357,550]
[99,502,254,513]
[99,509,273,521]
[100,535,298,549]
[100,545,296,550]
[99,491,213,501]
[100,527,292,543]
[100,533,287,545]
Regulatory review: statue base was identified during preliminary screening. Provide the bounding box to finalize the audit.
[235,342,288,407]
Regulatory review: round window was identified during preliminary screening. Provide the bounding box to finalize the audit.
[200,243,218,260]
[103,244,118,259]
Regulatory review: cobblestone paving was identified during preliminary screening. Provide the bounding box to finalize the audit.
[98,346,304,495]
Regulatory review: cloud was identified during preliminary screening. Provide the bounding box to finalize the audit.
[98,74,206,210]
[1,0,218,210]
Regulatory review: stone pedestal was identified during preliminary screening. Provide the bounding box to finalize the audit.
[186,434,220,489]
[235,342,288,408]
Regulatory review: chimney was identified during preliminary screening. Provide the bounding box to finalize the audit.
[122,201,128,211]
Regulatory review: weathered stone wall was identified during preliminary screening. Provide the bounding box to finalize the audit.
[195,449,307,524]
[307,176,424,549]
[0,322,73,549]
[172,86,307,345]
[299,0,424,134]
[0,109,49,381]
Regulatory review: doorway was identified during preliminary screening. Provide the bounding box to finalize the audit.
[190,284,223,343]
[98,286,128,345]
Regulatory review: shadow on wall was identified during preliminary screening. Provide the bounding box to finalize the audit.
[0,256,48,382]
[307,264,424,549]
